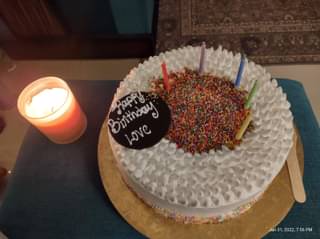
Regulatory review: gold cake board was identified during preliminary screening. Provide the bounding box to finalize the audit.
[98,122,304,239]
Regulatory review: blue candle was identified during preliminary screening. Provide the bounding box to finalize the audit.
[198,42,206,74]
[235,54,245,88]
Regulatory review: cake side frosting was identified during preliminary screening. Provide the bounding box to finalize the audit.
[108,144,265,223]
[107,46,294,218]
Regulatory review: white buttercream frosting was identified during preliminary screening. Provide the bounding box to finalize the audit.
[107,46,293,218]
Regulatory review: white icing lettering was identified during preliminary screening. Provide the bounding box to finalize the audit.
[149,101,159,119]
[137,91,146,104]
[114,92,146,115]
[111,101,159,133]
[124,124,152,145]
[108,119,121,134]
[142,124,152,134]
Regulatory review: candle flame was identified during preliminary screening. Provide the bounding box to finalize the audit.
[25,88,68,118]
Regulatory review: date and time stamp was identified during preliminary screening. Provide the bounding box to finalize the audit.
[270,226,313,233]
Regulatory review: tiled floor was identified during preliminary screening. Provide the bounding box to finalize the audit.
[0,59,319,174]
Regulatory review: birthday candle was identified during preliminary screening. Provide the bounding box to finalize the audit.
[235,54,245,88]
[245,80,258,109]
[236,112,252,140]
[161,62,170,91]
[198,42,206,74]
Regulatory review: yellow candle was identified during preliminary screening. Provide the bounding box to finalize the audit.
[236,112,252,140]
[17,77,87,144]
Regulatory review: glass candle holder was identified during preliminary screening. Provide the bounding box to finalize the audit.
[17,77,87,144]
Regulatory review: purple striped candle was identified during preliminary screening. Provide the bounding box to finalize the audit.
[198,42,206,74]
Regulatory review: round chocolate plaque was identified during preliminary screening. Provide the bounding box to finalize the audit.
[108,92,171,149]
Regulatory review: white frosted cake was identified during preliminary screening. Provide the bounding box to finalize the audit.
[107,46,294,223]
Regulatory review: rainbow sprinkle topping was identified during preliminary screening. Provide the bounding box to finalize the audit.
[152,68,252,154]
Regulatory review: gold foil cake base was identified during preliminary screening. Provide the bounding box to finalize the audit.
[98,123,304,239]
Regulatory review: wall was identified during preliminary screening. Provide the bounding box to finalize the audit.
[52,0,154,35]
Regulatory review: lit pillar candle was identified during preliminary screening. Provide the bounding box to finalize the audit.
[17,77,87,144]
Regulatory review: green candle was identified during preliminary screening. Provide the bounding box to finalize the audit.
[245,80,258,109]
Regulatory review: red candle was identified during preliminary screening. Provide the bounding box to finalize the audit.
[17,77,87,144]
[161,62,170,91]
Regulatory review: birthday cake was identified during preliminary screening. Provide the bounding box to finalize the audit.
[107,46,294,223]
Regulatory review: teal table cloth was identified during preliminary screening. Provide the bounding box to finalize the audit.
[0,79,319,239]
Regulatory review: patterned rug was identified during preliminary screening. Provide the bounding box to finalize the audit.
[156,0,320,64]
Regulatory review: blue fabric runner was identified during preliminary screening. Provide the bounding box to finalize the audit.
[265,80,320,239]
[0,79,319,239]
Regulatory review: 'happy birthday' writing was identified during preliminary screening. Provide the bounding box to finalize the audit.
[108,92,159,146]
[114,92,146,115]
